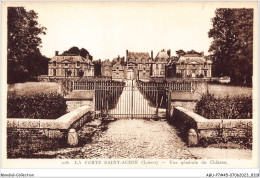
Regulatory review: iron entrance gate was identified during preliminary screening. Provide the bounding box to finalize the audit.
[94,79,171,119]
[71,79,194,119]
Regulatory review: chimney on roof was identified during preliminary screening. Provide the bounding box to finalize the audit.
[151,50,153,59]
[86,53,89,59]
[118,55,120,62]
[201,52,204,56]
[55,51,59,56]
[167,49,171,58]
[126,50,128,61]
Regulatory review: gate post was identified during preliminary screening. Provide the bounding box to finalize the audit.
[156,86,159,118]
[106,90,109,119]
[166,88,171,118]
[93,80,96,118]
[131,79,134,119]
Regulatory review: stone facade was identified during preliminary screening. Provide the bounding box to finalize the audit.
[151,49,170,78]
[126,50,152,80]
[101,59,112,77]
[48,51,94,77]
[176,53,212,78]
[99,50,212,80]
[112,62,125,79]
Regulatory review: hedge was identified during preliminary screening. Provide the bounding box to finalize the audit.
[7,93,67,119]
[195,94,252,119]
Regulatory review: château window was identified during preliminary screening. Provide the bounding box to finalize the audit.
[162,64,165,69]
[64,69,68,76]
[204,62,207,68]
[204,70,207,77]
[181,70,184,76]
[53,69,56,76]
[77,61,80,67]
[53,61,56,66]
[181,62,184,67]
[65,63,68,67]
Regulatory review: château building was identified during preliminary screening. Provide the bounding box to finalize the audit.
[176,52,212,78]
[48,51,94,77]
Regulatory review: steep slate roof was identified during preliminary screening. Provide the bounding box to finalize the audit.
[50,55,93,65]
[112,57,125,64]
[154,50,169,63]
[112,62,125,70]
[102,59,112,66]
[182,54,201,57]
[178,56,205,64]
[177,53,212,64]
[155,50,169,59]
[127,52,150,61]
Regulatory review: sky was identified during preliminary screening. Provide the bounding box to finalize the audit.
[9,2,244,60]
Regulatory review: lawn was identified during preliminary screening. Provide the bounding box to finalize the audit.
[207,84,252,98]
[8,82,61,96]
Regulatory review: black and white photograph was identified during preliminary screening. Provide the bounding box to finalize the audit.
[1,1,259,177]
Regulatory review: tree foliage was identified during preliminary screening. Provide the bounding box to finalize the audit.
[62,46,93,60]
[175,49,202,57]
[8,7,48,84]
[208,8,253,86]
[92,59,102,77]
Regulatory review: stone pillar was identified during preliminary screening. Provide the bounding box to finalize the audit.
[67,129,78,146]
[187,129,198,147]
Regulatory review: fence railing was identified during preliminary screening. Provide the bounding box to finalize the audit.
[137,80,193,92]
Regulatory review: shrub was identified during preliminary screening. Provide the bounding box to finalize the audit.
[7,93,67,119]
[195,94,252,119]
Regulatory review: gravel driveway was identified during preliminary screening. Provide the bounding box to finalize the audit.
[55,119,196,159]
[110,80,156,118]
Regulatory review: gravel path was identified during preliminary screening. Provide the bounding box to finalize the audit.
[110,80,157,118]
[56,119,196,159]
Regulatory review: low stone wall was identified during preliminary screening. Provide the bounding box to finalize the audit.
[7,106,94,158]
[66,100,93,113]
[171,101,197,112]
[64,90,94,113]
[170,107,252,147]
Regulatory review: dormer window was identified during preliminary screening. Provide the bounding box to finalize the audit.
[77,61,80,67]
[181,62,184,67]
[53,61,56,66]
[192,64,195,67]
[65,63,68,66]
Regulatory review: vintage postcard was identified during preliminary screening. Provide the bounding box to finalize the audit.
[1,1,259,177]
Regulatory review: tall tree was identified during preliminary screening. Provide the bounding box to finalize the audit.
[175,49,186,57]
[8,7,47,83]
[92,59,102,77]
[175,49,201,57]
[186,49,201,55]
[62,46,93,60]
[208,8,253,86]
